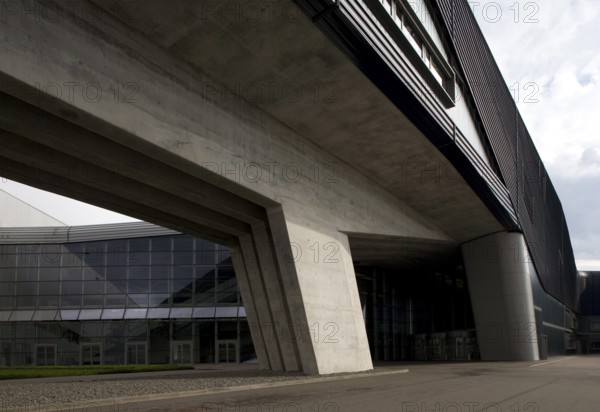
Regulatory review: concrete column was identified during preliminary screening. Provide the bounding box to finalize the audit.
[462,232,539,361]
[232,206,373,374]
[266,206,373,374]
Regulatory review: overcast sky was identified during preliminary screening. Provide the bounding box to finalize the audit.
[1,0,598,269]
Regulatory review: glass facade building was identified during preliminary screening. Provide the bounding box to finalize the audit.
[356,261,479,362]
[0,229,255,366]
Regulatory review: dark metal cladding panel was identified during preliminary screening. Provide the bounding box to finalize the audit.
[434,0,577,309]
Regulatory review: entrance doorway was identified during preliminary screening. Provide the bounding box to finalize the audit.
[81,343,102,365]
[127,342,147,365]
[172,341,193,364]
[217,340,238,363]
[35,344,57,366]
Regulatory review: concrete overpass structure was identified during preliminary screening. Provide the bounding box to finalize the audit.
[0,0,578,373]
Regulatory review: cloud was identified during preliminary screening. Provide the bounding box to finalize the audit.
[581,148,600,165]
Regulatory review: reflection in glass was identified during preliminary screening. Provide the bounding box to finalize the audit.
[62,267,82,281]
[195,267,215,293]
[150,280,169,294]
[149,294,170,307]
[106,266,126,281]
[172,294,193,306]
[172,279,193,294]
[128,280,149,294]
[83,280,104,295]
[105,280,127,294]
[128,294,148,308]
[127,320,148,337]
[83,266,104,281]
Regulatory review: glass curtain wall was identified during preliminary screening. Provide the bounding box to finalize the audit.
[0,235,255,366]
[356,263,478,361]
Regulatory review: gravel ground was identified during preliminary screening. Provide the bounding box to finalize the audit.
[0,367,400,409]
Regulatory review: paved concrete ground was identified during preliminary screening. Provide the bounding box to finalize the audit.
[0,364,407,411]
[58,356,600,412]
[0,356,600,412]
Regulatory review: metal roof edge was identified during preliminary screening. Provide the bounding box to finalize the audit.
[0,221,180,244]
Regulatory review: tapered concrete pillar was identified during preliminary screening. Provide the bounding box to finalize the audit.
[266,206,372,374]
[462,232,539,361]
[232,205,373,374]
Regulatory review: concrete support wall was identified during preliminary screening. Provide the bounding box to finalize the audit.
[462,232,539,361]
[268,206,373,374]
